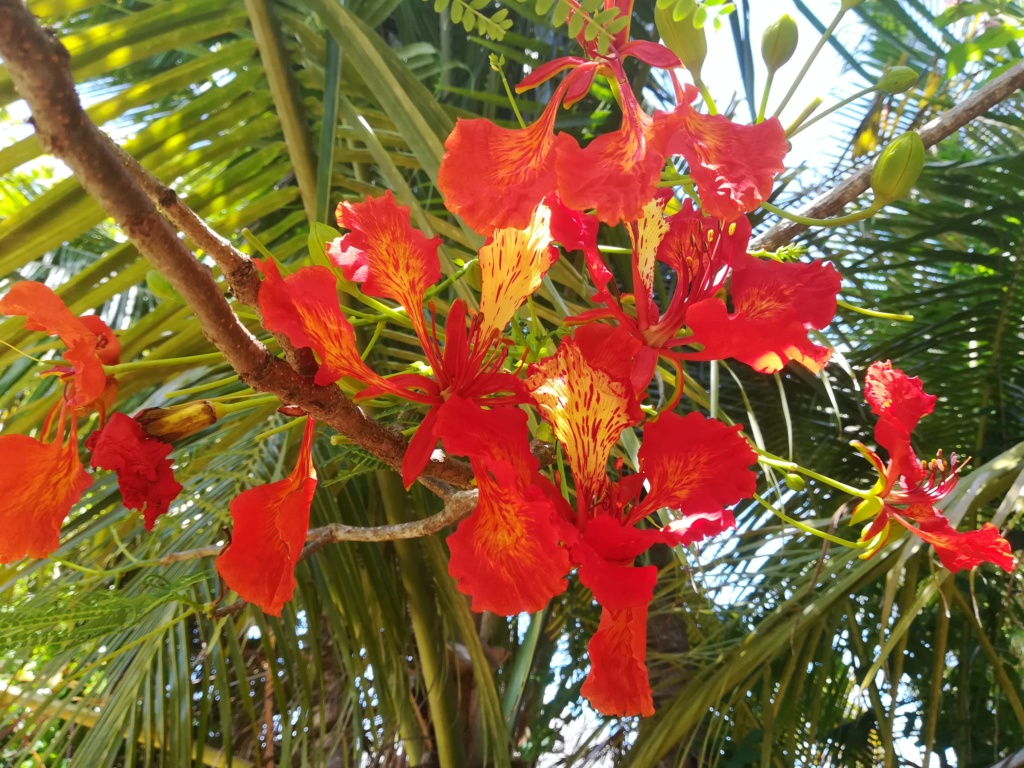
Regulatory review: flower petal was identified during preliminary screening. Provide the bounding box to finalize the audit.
[632,412,756,538]
[665,85,787,221]
[581,605,655,718]
[438,101,561,235]
[684,255,840,373]
[255,258,384,390]
[477,202,557,339]
[0,407,91,562]
[215,418,317,616]
[527,330,642,512]
[893,504,1015,572]
[329,190,442,317]
[90,413,183,531]
[0,281,108,405]
[863,362,937,483]
[437,397,571,615]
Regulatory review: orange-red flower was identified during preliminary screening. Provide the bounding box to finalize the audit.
[526,326,757,716]
[215,417,317,616]
[0,404,91,562]
[855,362,1014,572]
[0,281,120,408]
[435,396,571,615]
[89,412,183,531]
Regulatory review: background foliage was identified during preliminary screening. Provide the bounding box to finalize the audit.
[0,0,1022,766]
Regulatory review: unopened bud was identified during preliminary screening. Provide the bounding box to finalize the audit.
[871,132,925,204]
[851,495,885,525]
[877,66,918,94]
[761,15,799,74]
[784,473,806,492]
[655,5,707,81]
[135,400,226,442]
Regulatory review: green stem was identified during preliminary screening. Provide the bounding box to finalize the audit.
[360,322,386,361]
[837,299,913,322]
[241,227,277,261]
[789,84,874,137]
[756,450,870,498]
[754,493,865,548]
[491,56,526,129]
[785,97,824,136]
[757,71,775,124]
[761,199,882,228]
[696,79,718,116]
[104,351,224,374]
[217,394,280,414]
[502,608,546,724]
[164,373,240,398]
[774,7,845,117]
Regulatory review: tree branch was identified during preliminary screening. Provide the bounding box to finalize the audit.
[158,490,478,565]
[752,60,1024,252]
[0,0,473,490]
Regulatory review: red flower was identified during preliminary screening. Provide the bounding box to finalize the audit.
[665,83,788,221]
[435,396,571,615]
[89,412,183,531]
[682,249,841,374]
[564,198,838,388]
[854,362,1014,572]
[215,417,317,616]
[526,327,756,716]
[0,404,91,562]
[0,281,120,408]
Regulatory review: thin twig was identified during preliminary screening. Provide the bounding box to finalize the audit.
[0,0,474,490]
[158,490,478,566]
[752,60,1024,252]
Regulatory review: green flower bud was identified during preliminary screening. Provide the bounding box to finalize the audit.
[135,400,227,442]
[761,15,799,74]
[783,472,806,492]
[871,131,925,204]
[655,5,707,81]
[851,495,885,525]
[877,66,918,94]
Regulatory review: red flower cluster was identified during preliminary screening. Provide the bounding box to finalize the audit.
[854,362,1014,571]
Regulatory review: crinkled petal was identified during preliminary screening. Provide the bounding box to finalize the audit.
[477,202,557,339]
[255,259,385,390]
[438,101,561,235]
[437,397,570,615]
[329,191,442,318]
[864,362,937,484]
[665,85,787,221]
[90,413,182,531]
[894,504,1015,572]
[527,331,642,511]
[620,40,681,69]
[0,408,91,562]
[402,406,441,488]
[581,605,655,718]
[632,412,756,533]
[215,418,317,616]
[630,197,671,326]
[0,281,108,406]
[78,315,121,366]
[684,255,840,374]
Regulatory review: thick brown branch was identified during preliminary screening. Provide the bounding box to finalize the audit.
[158,490,478,565]
[113,144,318,376]
[752,60,1024,252]
[0,0,473,490]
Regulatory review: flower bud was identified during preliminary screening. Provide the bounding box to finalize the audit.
[871,132,925,204]
[851,495,885,525]
[135,400,226,442]
[761,15,799,74]
[655,5,707,81]
[784,472,806,492]
[877,66,918,94]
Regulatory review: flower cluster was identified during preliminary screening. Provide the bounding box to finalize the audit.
[0,1,1014,724]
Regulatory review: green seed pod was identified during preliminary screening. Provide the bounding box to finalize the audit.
[871,131,926,205]
[761,15,799,74]
[784,472,806,492]
[655,5,707,82]
[877,66,918,94]
[851,495,885,525]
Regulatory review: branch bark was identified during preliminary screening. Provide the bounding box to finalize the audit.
[0,0,473,490]
[158,490,479,565]
[751,60,1024,252]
